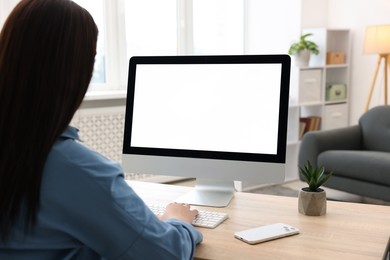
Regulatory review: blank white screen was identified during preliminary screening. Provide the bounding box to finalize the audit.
[131,63,281,154]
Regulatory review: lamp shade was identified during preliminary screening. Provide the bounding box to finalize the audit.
[364,25,390,54]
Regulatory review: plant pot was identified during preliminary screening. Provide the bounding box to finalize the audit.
[294,50,311,67]
[298,188,327,216]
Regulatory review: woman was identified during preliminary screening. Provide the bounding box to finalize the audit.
[0,0,202,259]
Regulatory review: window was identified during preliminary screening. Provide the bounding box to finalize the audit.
[124,0,244,57]
[74,0,106,85]
[1,0,245,93]
[124,0,177,58]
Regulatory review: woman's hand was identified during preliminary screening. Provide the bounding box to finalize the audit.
[158,203,198,224]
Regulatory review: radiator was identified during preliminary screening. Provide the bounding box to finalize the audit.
[71,106,153,180]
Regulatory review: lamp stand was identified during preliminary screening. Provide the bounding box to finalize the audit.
[365,54,389,111]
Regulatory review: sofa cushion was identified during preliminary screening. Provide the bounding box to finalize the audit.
[359,105,390,152]
[318,150,390,186]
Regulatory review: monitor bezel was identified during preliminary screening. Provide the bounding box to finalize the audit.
[123,55,291,164]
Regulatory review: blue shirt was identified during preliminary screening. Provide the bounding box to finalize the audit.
[0,126,202,259]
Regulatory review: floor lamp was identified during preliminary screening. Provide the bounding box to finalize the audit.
[364,25,390,111]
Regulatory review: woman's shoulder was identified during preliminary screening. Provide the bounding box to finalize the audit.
[44,126,124,184]
[51,127,101,161]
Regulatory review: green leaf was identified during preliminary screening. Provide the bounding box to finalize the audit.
[288,33,319,55]
[299,161,333,192]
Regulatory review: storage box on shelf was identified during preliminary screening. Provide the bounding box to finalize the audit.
[322,103,348,129]
[326,52,345,65]
[298,69,322,104]
[326,84,346,102]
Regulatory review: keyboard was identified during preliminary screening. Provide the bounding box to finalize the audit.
[147,203,228,229]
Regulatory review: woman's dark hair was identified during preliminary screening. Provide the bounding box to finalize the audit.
[0,0,98,241]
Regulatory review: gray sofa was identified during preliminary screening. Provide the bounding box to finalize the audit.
[298,105,390,201]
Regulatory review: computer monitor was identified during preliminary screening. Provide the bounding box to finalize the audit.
[122,55,291,207]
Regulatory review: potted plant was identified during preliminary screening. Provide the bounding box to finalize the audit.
[288,33,319,67]
[298,161,333,216]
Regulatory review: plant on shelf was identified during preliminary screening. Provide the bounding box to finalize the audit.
[298,161,333,216]
[288,33,319,67]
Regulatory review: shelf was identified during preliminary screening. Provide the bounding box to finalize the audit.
[325,100,347,105]
[325,64,349,68]
[286,27,351,182]
[289,101,300,108]
[287,141,300,146]
[299,101,323,107]
[297,64,348,70]
[297,65,323,70]
[84,90,127,101]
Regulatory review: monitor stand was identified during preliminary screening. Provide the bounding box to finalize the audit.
[175,178,235,207]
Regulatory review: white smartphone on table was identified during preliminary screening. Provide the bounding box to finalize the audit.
[234,223,299,245]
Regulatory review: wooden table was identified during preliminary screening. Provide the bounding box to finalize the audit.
[127,181,390,260]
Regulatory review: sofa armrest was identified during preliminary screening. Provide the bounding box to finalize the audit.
[298,125,362,169]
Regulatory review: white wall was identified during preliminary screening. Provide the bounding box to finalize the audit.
[0,0,18,29]
[327,0,390,123]
[245,0,301,54]
[301,0,327,28]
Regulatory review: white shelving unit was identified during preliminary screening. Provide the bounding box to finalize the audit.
[286,28,351,180]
